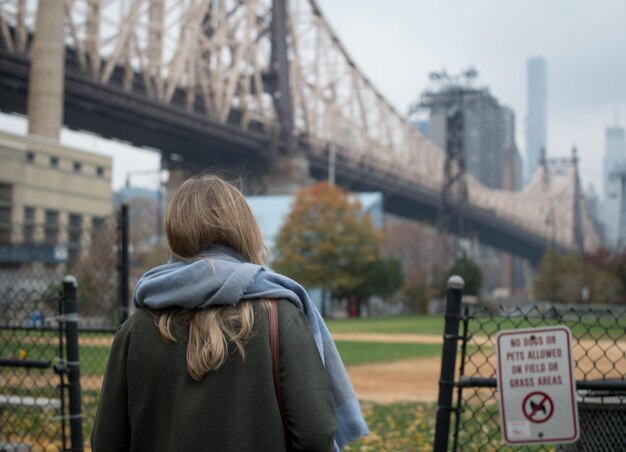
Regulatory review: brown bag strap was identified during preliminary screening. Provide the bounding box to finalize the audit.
[268,299,289,443]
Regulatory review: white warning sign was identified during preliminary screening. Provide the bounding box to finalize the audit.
[496,326,579,445]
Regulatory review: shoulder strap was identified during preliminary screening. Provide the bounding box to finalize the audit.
[268,299,289,442]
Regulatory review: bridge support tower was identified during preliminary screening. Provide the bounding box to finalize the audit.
[411,69,486,257]
[27,0,65,140]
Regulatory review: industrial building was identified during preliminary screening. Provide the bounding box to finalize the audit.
[0,131,112,264]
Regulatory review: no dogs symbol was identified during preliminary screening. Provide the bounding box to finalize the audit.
[522,391,554,423]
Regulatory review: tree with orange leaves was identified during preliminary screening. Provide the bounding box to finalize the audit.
[273,181,381,314]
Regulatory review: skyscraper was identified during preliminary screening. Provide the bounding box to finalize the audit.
[501,106,523,192]
[428,89,506,189]
[525,57,547,185]
[602,124,626,246]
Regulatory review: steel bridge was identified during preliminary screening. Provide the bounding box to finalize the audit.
[0,0,602,265]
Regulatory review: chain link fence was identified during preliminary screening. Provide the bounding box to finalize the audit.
[0,209,129,451]
[0,215,123,329]
[0,289,65,451]
[435,279,626,451]
[0,277,86,451]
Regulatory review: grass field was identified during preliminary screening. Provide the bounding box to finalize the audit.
[335,341,442,365]
[3,311,621,450]
[327,315,445,336]
[327,312,626,341]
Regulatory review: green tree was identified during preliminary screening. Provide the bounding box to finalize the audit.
[534,247,623,304]
[273,182,381,315]
[446,254,482,296]
[335,257,404,316]
[533,245,562,302]
[404,280,436,314]
[586,247,626,303]
[363,257,404,299]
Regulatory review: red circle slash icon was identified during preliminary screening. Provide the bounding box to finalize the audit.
[522,391,554,423]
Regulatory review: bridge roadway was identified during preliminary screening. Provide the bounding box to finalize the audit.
[0,49,551,265]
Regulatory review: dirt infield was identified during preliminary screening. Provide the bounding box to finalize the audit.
[337,333,626,403]
[335,333,441,403]
[347,357,441,403]
[11,332,622,404]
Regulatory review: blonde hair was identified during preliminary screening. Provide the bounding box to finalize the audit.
[157,174,270,381]
[165,174,268,263]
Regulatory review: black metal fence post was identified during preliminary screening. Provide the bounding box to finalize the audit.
[62,275,84,452]
[433,275,465,452]
[120,204,130,324]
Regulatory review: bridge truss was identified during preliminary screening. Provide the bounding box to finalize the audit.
[0,0,602,254]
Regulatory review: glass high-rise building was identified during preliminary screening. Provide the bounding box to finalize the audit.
[602,125,626,246]
[428,89,507,189]
[525,57,547,185]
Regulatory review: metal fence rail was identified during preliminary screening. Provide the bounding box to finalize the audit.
[0,208,129,450]
[435,278,626,451]
[0,287,64,451]
[0,278,86,451]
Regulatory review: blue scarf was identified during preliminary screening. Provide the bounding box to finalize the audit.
[133,246,368,450]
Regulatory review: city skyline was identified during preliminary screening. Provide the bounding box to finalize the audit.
[316,0,626,197]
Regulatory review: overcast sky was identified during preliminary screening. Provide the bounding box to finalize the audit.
[1,0,624,195]
[317,0,626,196]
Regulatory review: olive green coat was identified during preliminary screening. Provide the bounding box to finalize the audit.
[91,300,337,452]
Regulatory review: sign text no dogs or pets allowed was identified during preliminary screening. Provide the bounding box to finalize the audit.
[496,326,579,445]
